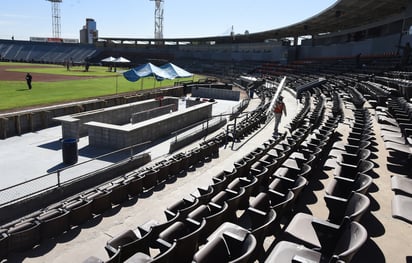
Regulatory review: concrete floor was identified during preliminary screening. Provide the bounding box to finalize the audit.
[1,89,412,263]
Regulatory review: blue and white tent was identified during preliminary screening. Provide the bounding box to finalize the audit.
[160,63,193,79]
[123,62,192,82]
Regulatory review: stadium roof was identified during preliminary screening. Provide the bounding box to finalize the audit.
[99,0,409,44]
[247,0,409,41]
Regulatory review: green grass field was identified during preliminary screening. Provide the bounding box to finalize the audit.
[0,62,199,111]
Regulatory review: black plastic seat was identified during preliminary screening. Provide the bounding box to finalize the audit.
[190,186,215,205]
[157,219,206,263]
[124,173,144,197]
[82,188,112,215]
[187,202,229,242]
[266,220,367,263]
[211,169,237,192]
[153,160,171,183]
[227,176,259,210]
[138,210,181,246]
[123,242,177,263]
[63,197,93,226]
[141,168,159,191]
[284,193,370,249]
[324,191,370,223]
[210,188,246,222]
[333,159,374,180]
[164,196,200,221]
[248,163,270,195]
[7,218,41,252]
[105,227,152,262]
[235,208,277,260]
[36,208,70,239]
[106,180,129,205]
[193,223,257,263]
[325,173,373,199]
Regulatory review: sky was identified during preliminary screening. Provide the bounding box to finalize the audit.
[0,0,337,41]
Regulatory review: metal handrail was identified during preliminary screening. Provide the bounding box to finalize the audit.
[0,141,150,207]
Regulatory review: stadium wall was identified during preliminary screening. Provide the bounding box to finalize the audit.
[298,33,404,59]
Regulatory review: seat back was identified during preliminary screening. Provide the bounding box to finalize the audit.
[353,174,373,195]
[192,235,231,263]
[151,242,177,263]
[333,221,368,262]
[191,186,215,205]
[227,232,257,263]
[357,159,374,175]
[250,192,271,212]
[344,192,370,222]
[159,219,205,263]
[298,164,312,178]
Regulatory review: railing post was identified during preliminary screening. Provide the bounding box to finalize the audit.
[232,117,237,150]
[57,170,61,187]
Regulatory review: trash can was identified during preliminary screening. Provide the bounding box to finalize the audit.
[61,138,78,165]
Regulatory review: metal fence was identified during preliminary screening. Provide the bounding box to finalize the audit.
[0,142,150,207]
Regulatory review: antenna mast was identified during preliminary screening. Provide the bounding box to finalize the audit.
[150,0,164,39]
[47,0,62,38]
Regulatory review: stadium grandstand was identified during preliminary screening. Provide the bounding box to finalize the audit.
[0,0,412,262]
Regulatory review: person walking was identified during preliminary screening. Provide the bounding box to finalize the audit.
[273,95,287,136]
[25,73,32,90]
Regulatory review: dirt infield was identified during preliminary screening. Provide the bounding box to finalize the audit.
[0,64,94,82]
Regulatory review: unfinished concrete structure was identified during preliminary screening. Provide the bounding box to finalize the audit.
[54,97,214,150]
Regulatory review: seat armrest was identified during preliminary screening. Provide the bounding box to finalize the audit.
[225,188,238,195]
[185,217,201,227]
[335,175,356,182]
[278,175,295,183]
[209,202,223,210]
[104,243,118,255]
[164,209,177,221]
[269,189,286,198]
[156,238,173,252]
[247,206,267,217]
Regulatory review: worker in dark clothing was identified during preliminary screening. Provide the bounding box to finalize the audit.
[25,73,32,90]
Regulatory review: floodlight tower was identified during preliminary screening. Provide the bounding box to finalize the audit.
[47,0,62,38]
[150,0,164,39]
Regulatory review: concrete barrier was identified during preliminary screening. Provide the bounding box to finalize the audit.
[54,98,179,139]
[192,86,240,101]
[86,102,213,150]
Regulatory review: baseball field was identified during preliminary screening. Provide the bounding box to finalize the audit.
[0,62,197,112]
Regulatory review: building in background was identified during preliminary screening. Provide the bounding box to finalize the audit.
[80,18,98,44]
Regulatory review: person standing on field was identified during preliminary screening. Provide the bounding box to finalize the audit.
[273,95,287,136]
[25,73,32,90]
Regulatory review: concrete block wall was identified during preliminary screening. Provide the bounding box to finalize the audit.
[186,99,204,108]
[86,102,213,149]
[131,104,176,124]
[192,87,240,101]
[55,98,179,139]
